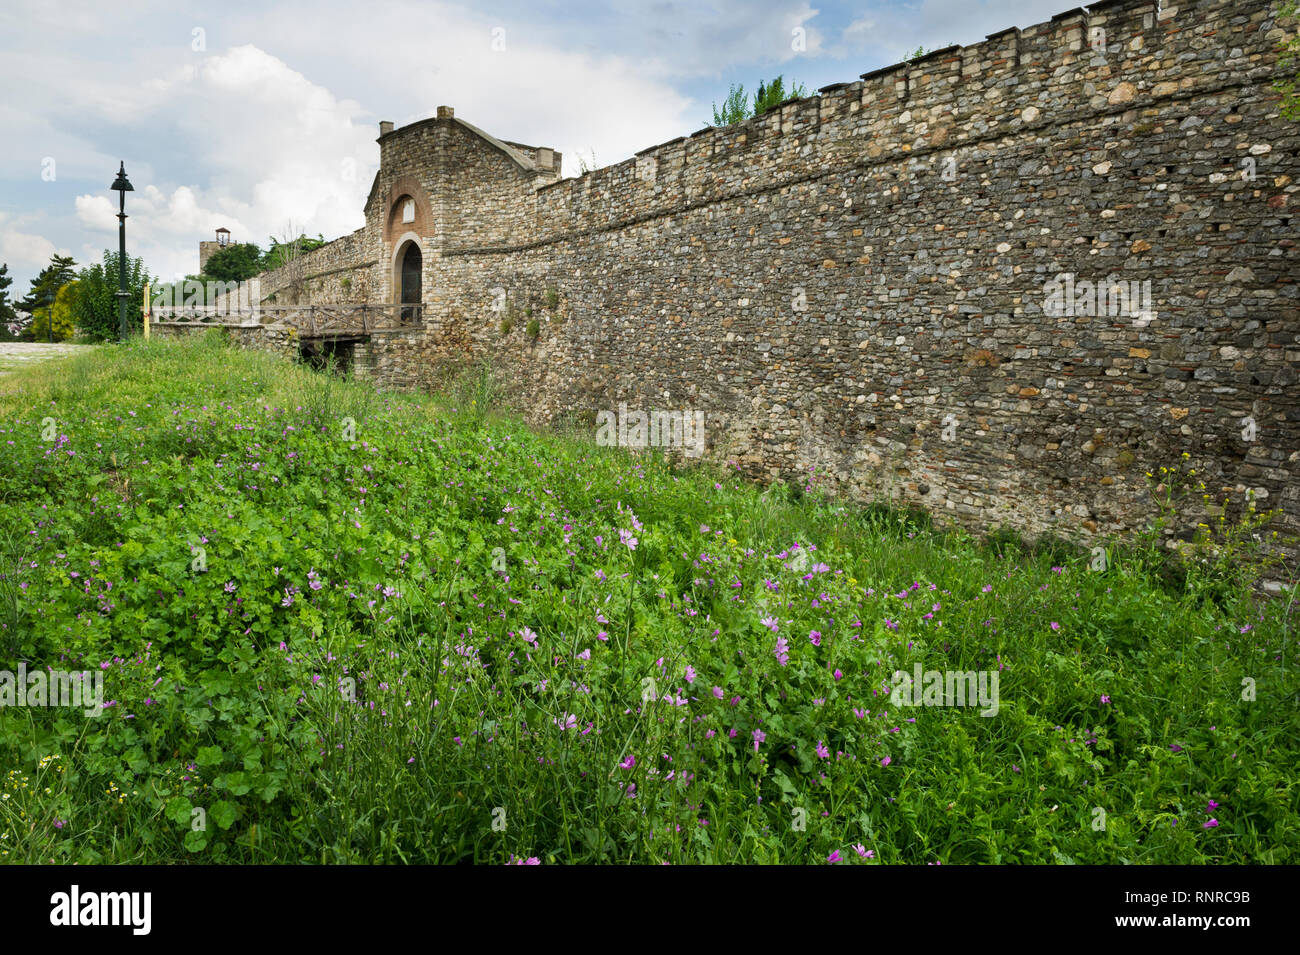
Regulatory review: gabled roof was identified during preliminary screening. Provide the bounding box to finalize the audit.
[376,114,542,175]
[451,117,537,172]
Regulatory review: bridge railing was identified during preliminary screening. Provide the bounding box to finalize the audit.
[150,304,423,335]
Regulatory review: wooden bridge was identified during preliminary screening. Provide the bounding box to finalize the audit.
[149,303,423,339]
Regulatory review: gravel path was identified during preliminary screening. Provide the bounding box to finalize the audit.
[0,342,96,375]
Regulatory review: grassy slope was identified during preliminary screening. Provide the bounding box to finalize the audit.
[0,334,1296,864]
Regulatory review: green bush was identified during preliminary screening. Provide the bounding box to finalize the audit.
[70,252,152,341]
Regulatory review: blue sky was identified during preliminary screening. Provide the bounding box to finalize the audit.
[0,0,1068,295]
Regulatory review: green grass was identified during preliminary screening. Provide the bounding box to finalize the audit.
[0,334,1296,864]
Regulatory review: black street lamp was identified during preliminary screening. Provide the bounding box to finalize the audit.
[110,162,134,343]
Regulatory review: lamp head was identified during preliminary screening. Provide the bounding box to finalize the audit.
[110,161,134,192]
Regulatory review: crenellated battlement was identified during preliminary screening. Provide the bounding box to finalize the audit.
[521,0,1279,255]
[198,0,1297,553]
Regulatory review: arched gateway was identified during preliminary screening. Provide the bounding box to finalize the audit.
[398,240,421,322]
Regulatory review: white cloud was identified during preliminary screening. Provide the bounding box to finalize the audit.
[48,44,381,281]
[0,212,69,273]
[209,1,697,176]
[0,0,1070,290]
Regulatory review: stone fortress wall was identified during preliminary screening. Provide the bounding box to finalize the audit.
[235,0,1298,548]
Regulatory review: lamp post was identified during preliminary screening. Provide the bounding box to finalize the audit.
[110,162,134,343]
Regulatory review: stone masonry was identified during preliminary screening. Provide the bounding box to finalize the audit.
[187,0,1300,548]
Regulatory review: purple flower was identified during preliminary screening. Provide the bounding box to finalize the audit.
[684,665,696,684]
[1050,621,1060,631]
[827,850,841,864]
[808,630,821,646]
[833,669,843,681]
[760,615,779,632]
[773,636,789,666]
[880,755,892,767]
[1203,819,1219,829]
[816,740,830,759]
[620,754,636,770]
[853,844,873,859]
[712,685,724,699]
[619,528,638,550]
[1100,694,1111,704]
[1169,743,1183,753]
[752,728,766,752]
[1207,800,1220,811]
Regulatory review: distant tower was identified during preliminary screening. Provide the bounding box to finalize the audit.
[199,227,232,272]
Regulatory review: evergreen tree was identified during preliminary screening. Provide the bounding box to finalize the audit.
[18,254,77,317]
[0,263,20,339]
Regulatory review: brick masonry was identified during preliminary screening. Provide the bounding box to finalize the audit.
[181,0,1300,548]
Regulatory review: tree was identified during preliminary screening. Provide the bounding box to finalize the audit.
[0,263,19,340]
[30,281,77,342]
[18,254,77,317]
[16,254,76,341]
[711,83,749,127]
[71,250,153,340]
[262,227,327,273]
[202,242,264,283]
[708,76,808,127]
[752,75,807,116]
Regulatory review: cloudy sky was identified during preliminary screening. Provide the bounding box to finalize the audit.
[0,0,1067,295]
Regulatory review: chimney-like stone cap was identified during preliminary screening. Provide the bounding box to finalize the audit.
[379,120,394,136]
[437,105,454,119]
